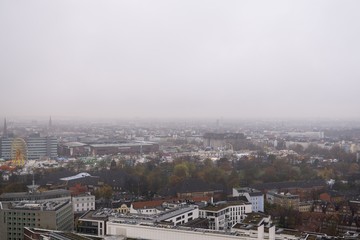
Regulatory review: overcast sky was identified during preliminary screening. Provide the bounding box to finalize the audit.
[0,0,359,120]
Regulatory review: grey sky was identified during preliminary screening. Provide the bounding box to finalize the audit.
[1,0,359,120]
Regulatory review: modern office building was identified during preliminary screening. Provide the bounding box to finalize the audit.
[0,200,73,240]
[27,135,58,160]
[0,136,58,160]
[199,201,252,231]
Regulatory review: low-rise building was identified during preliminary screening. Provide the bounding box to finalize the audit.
[232,187,264,212]
[298,202,312,212]
[72,193,95,213]
[266,191,299,209]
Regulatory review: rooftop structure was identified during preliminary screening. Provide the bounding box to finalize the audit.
[0,189,71,202]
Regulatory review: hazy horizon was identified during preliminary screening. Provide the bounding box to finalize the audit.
[1,1,359,120]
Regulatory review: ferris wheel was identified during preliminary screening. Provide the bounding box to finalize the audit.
[11,138,27,166]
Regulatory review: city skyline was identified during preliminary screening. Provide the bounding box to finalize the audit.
[1,0,359,120]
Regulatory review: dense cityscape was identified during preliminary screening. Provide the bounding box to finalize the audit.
[2,0,360,239]
[0,118,360,239]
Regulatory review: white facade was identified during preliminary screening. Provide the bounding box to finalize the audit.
[232,188,264,212]
[199,202,252,231]
[72,194,95,213]
[106,221,299,240]
[129,205,162,215]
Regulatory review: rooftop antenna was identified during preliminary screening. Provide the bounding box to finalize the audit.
[27,167,39,194]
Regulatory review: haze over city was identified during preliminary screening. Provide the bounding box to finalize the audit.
[1,0,360,120]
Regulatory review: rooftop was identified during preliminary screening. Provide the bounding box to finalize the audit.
[0,189,71,201]
[3,200,70,211]
[201,201,250,212]
[60,172,91,181]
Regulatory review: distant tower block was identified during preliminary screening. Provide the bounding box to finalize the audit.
[48,116,52,135]
[49,116,52,129]
[11,138,27,166]
[3,117,7,138]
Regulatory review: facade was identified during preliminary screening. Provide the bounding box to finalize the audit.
[266,191,300,209]
[27,136,57,160]
[0,200,73,240]
[77,210,108,237]
[232,188,264,212]
[72,193,95,213]
[106,220,301,240]
[199,201,252,231]
[89,142,159,156]
[58,142,89,157]
[0,136,58,160]
[203,132,246,150]
[298,202,312,212]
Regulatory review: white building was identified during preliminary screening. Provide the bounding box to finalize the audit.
[106,220,300,240]
[72,193,95,213]
[232,188,264,212]
[199,201,252,231]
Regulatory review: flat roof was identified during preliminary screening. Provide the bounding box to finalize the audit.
[63,142,88,147]
[0,189,70,200]
[201,201,250,212]
[2,200,70,211]
[90,142,156,148]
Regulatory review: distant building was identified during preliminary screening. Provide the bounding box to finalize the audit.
[203,132,246,150]
[58,142,89,157]
[232,187,264,212]
[319,190,345,203]
[72,193,95,213]
[89,142,159,156]
[298,202,312,212]
[0,200,73,239]
[266,191,300,209]
[0,135,58,160]
[251,180,326,201]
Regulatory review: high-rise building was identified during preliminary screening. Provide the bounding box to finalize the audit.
[0,200,73,240]
[0,136,58,160]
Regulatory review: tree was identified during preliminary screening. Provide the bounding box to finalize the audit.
[95,184,113,200]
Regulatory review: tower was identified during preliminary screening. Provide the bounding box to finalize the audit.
[3,118,7,138]
[48,116,52,137]
[49,116,52,129]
